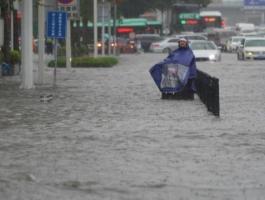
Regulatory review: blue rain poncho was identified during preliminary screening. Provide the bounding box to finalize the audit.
[149,47,197,93]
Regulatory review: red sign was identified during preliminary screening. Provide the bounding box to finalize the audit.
[204,17,216,23]
[117,28,134,33]
[58,0,74,4]
[187,19,198,25]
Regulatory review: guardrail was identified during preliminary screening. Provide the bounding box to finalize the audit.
[195,70,220,116]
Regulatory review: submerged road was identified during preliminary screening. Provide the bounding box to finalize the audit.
[0,53,265,200]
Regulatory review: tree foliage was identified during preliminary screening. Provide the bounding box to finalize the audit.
[117,0,212,17]
[118,0,150,18]
[78,0,212,20]
[79,0,93,21]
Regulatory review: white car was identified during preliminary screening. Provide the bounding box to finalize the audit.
[189,40,221,61]
[237,37,265,60]
[226,36,244,52]
[150,37,179,53]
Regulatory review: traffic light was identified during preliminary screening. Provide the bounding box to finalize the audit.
[180,20,186,25]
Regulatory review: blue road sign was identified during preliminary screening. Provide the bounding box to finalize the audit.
[244,0,265,6]
[47,11,67,39]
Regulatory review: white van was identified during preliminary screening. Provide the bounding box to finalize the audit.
[235,23,255,33]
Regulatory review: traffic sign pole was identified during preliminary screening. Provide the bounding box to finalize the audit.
[47,11,67,87]
[53,39,58,87]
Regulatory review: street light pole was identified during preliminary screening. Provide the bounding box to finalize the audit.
[38,0,45,84]
[93,0,98,57]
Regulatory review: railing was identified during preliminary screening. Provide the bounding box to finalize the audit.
[195,70,220,116]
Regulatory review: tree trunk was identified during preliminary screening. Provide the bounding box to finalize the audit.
[1,2,11,63]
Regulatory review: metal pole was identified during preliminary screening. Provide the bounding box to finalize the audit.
[101,0,105,56]
[93,0,98,57]
[10,9,14,50]
[20,0,34,89]
[38,0,45,84]
[108,21,111,55]
[53,39,57,87]
[113,1,117,55]
[66,17,72,70]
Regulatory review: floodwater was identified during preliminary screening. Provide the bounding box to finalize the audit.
[0,53,265,200]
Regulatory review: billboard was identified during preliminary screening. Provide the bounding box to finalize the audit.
[244,0,265,8]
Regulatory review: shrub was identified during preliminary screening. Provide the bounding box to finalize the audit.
[48,56,118,68]
[9,50,21,64]
[57,46,66,57]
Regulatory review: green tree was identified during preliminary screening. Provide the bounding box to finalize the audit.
[0,0,11,62]
[79,0,93,22]
[78,0,212,22]
[117,0,150,18]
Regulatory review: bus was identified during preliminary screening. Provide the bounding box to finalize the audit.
[171,3,202,33]
[172,4,225,33]
[200,11,224,30]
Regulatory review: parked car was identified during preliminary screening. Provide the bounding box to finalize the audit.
[237,37,265,60]
[189,40,221,61]
[150,37,179,53]
[135,34,162,52]
[225,36,245,52]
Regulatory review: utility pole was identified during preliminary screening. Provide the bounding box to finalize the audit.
[20,0,34,89]
[38,0,45,84]
[94,0,98,57]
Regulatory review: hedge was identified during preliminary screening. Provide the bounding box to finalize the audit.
[48,56,118,68]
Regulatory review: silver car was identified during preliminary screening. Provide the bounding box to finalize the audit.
[237,37,265,60]
[150,37,179,53]
[189,40,221,61]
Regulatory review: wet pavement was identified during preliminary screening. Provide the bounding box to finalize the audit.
[0,53,265,200]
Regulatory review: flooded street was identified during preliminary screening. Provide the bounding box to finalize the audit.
[0,53,265,200]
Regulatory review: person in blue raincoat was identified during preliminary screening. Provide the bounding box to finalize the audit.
[149,38,197,99]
